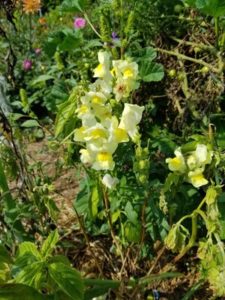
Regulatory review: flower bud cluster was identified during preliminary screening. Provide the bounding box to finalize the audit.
[133,145,149,185]
[166,144,213,188]
[74,51,144,171]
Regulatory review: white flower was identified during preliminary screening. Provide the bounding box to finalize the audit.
[102,174,119,189]
[195,144,213,165]
[80,149,95,165]
[119,104,144,140]
[89,79,112,96]
[166,148,186,173]
[92,152,115,170]
[187,154,197,170]
[187,168,208,188]
[93,51,112,82]
[112,60,138,80]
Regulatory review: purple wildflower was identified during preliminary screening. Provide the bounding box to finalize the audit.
[73,17,86,29]
[35,48,41,55]
[112,32,118,39]
[23,59,32,71]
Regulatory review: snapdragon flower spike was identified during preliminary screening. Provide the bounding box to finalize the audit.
[74,50,144,171]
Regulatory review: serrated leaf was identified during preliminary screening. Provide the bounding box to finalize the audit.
[41,230,59,258]
[139,62,164,82]
[17,242,41,260]
[21,120,40,128]
[48,262,84,300]
[15,262,44,289]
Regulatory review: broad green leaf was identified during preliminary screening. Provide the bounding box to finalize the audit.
[139,62,164,82]
[124,202,138,225]
[90,186,99,218]
[48,255,71,266]
[0,244,12,264]
[137,47,157,62]
[55,89,78,138]
[15,262,44,289]
[61,0,85,12]
[17,242,41,260]
[58,29,82,52]
[21,120,40,128]
[0,262,10,284]
[44,197,60,222]
[31,75,54,86]
[124,222,141,243]
[48,262,84,300]
[196,0,225,17]
[41,230,59,258]
[0,284,52,300]
[111,210,120,223]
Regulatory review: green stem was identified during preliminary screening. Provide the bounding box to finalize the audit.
[174,213,198,262]
[83,12,102,39]
[214,17,219,47]
[102,185,125,265]
[156,47,220,73]
[120,0,124,58]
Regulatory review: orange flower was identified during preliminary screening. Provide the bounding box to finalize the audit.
[23,0,41,14]
[38,17,47,25]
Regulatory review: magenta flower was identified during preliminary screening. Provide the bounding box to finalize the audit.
[73,17,86,29]
[23,59,32,71]
[35,48,41,55]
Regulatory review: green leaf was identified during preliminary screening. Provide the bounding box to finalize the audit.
[55,89,78,138]
[139,62,164,82]
[181,280,204,300]
[137,47,157,62]
[41,230,59,258]
[138,272,182,286]
[15,262,44,289]
[196,0,225,17]
[124,202,138,225]
[0,244,12,264]
[58,30,82,52]
[44,197,60,222]
[21,120,40,128]
[61,0,84,12]
[0,284,52,300]
[124,222,141,243]
[31,75,54,86]
[17,242,41,260]
[48,262,84,300]
[90,186,99,218]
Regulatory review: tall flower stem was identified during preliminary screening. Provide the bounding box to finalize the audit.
[102,187,125,266]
